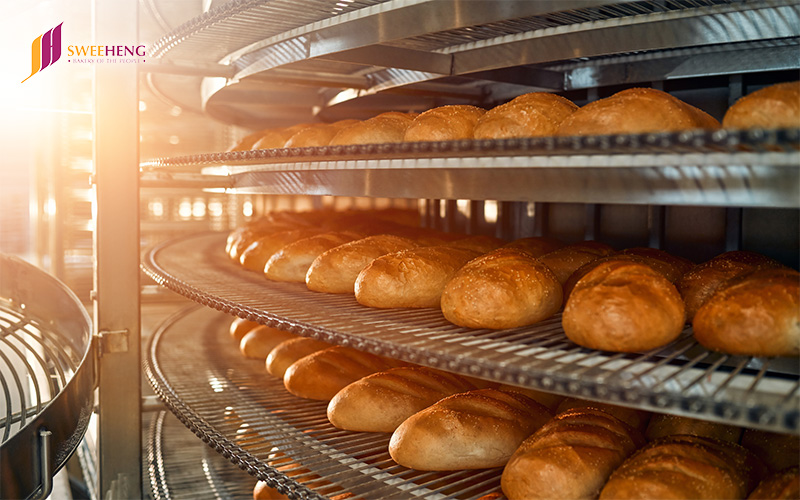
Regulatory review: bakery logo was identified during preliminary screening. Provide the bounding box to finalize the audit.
[22,23,63,83]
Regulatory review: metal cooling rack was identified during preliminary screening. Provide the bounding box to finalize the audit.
[145,304,505,500]
[142,232,800,435]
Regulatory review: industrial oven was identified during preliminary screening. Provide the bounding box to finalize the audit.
[2,1,799,499]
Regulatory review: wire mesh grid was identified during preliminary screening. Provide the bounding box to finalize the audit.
[142,233,800,435]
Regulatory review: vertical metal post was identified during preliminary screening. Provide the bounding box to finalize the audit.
[92,0,142,497]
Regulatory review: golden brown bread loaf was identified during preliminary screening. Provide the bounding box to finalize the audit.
[239,228,323,272]
[253,480,290,500]
[554,398,651,432]
[229,316,260,343]
[741,429,800,473]
[329,111,417,145]
[556,87,719,136]
[474,92,579,139]
[440,248,563,329]
[501,408,645,500]
[644,413,742,443]
[677,250,784,322]
[327,366,478,433]
[238,326,298,359]
[229,128,273,152]
[283,119,360,148]
[264,231,362,282]
[265,337,331,379]
[723,81,800,129]
[692,267,800,357]
[283,346,407,401]
[496,384,565,412]
[748,466,800,500]
[501,236,565,258]
[599,435,767,499]
[389,388,553,470]
[355,245,482,308]
[445,234,507,253]
[538,241,616,285]
[562,259,686,352]
[403,105,486,142]
[305,234,420,294]
[251,124,312,150]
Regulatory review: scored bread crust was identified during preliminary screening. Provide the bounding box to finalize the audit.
[264,231,361,282]
[474,92,578,139]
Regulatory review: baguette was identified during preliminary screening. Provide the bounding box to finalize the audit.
[538,241,615,286]
[327,366,478,433]
[723,81,800,129]
[403,105,486,142]
[692,268,800,357]
[474,92,578,139]
[239,326,298,359]
[239,228,323,272]
[306,234,419,294]
[599,435,766,499]
[266,337,332,379]
[556,87,719,136]
[748,466,800,500]
[355,245,482,308]
[229,316,260,343]
[283,346,407,401]
[501,408,644,500]
[440,248,563,329]
[644,413,741,443]
[329,111,417,145]
[562,260,686,352]
[264,231,362,282]
[389,388,553,470]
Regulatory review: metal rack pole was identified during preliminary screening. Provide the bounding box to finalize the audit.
[92,0,142,497]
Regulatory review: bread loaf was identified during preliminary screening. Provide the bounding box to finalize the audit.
[251,124,312,150]
[283,346,407,401]
[496,384,565,412]
[599,435,766,499]
[556,87,719,136]
[693,268,800,357]
[253,480,290,500]
[445,234,506,253]
[562,260,686,352]
[474,92,578,139]
[229,128,272,152]
[239,326,298,359]
[229,316,260,343]
[327,366,478,433]
[741,429,800,473]
[283,119,360,148]
[403,105,486,142]
[748,466,800,500]
[677,250,784,322]
[723,81,800,129]
[538,241,615,285]
[440,248,563,329]
[554,398,651,433]
[264,231,362,282]
[645,413,741,443]
[389,388,553,470]
[330,112,417,145]
[239,228,323,272]
[305,234,419,294]
[266,337,331,379]
[501,408,645,500]
[501,236,564,258]
[355,245,482,308]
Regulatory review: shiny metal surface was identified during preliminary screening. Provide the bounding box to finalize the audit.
[0,254,94,500]
[142,233,800,434]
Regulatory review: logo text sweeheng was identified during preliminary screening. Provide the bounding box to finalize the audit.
[67,45,146,57]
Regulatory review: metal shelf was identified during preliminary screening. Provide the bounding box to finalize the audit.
[142,232,800,435]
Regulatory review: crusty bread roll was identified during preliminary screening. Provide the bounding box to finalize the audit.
[403,105,486,142]
[554,398,651,432]
[538,241,615,285]
[239,326,298,359]
[251,124,313,150]
[440,248,563,329]
[748,466,800,500]
[239,228,323,272]
[283,346,407,401]
[266,337,331,379]
[644,413,741,443]
[723,81,800,129]
[692,268,800,357]
[501,408,645,500]
[327,366,478,433]
[355,246,482,308]
[556,87,719,136]
[305,234,419,294]
[229,316,260,343]
[329,112,417,145]
[677,250,784,322]
[445,234,507,253]
[264,231,362,282]
[562,260,686,352]
[741,429,800,473]
[599,435,767,499]
[474,92,578,139]
[389,388,553,470]
[501,236,564,258]
[496,384,565,412]
[284,119,360,148]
